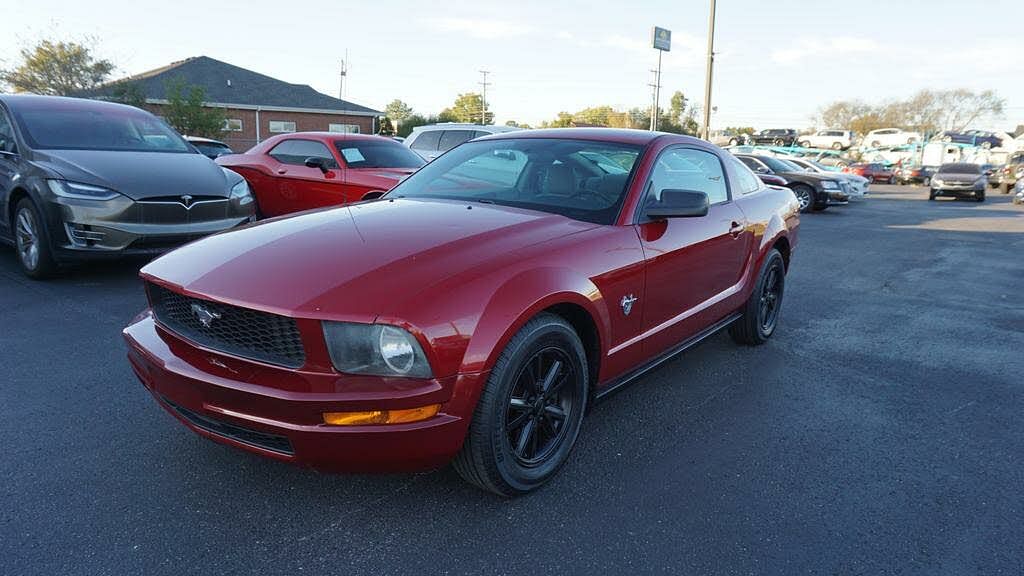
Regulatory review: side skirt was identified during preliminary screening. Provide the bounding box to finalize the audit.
[595,312,742,402]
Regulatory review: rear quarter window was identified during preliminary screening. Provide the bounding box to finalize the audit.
[409,130,442,152]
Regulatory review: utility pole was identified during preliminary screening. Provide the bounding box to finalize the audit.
[339,49,349,99]
[648,67,660,131]
[701,0,717,140]
[478,70,491,125]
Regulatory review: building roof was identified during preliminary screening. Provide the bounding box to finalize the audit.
[83,56,381,116]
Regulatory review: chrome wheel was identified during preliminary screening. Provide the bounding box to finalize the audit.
[793,187,812,211]
[758,263,783,334]
[15,208,40,271]
[504,347,577,467]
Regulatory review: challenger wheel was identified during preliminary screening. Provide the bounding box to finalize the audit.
[453,313,588,496]
[730,249,786,345]
[13,198,58,279]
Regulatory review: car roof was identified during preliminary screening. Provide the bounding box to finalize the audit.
[0,93,149,115]
[477,127,678,146]
[409,123,521,134]
[270,132,395,142]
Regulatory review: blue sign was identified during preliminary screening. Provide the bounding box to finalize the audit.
[652,27,671,51]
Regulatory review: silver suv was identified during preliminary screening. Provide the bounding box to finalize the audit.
[406,123,521,160]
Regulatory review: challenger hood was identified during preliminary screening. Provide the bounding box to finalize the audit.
[34,149,232,200]
[141,198,597,320]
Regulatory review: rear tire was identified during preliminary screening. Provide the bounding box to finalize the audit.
[799,140,811,148]
[730,249,786,346]
[453,313,589,496]
[13,198,58,280]
[1000,182,1010,194]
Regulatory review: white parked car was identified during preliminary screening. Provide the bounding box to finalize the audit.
[799,129,854,150]
[405,123,521,160]
[786,157,869,198]
[862,128,922,149]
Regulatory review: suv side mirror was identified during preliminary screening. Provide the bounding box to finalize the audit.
[644,189,710,219]
[755,166,770,174]
[304,156,331,174]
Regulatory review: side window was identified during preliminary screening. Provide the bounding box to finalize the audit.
[438,130,475,152]
[268,139,336,167]
[0,109,16,153]
[730,157,761,194]
[737,156,762,172]
[473,131,490,139]
[647,148,728,205]
[409,130,442,152]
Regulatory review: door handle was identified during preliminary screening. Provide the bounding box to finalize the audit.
[729,221,744,238]
[277,169,287,175]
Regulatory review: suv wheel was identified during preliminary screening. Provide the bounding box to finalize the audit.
[730,249,786,345]
[832,142,843,150]
[790,184,814,213]
[773,138,785,146]
[453,313,589,496]
[799,140,811,148]
[13,198,58,279]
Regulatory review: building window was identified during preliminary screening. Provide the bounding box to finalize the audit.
[328,123,360,134]
[269,120,296,133]
[222,118,243,132]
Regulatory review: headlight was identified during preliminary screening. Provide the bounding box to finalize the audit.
[229,178,254,205]
[931,178,944,186]
[322,322,432,378]
[820,180,839,190]
[47,180,121,201]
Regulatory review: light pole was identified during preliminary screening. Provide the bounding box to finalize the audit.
[479,70,491,125]
[701,0,717,140]
[649,27,671,131]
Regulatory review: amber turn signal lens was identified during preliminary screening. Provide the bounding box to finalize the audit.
[323,404,441,426]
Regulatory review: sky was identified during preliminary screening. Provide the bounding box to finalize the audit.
[4,0,1023,131]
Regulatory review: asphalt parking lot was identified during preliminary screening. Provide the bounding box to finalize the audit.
[2,185,1022,575]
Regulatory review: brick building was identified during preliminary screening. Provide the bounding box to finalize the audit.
[85,56,381,152]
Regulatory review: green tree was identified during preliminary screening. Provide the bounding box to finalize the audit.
[162,77,225,138]
[441,93,493,124]
[109,81,146,108]
[384,99,414,127]
[0,39,114,95]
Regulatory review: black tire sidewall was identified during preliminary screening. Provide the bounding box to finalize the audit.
[14,198,56,278]
[484,317,589,494]
[756,253,786,340]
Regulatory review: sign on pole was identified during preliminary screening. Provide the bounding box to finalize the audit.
[651,27,672,51]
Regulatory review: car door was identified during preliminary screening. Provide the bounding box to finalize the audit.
[265,138,346,215]
[634,146,752,359]
[0,106,19,237]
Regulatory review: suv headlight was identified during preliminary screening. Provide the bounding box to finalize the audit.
[820,180,839,190]
[323,322,432,378]
[931,177,944,186]
[47,180,122,201]
[223,169,254,206]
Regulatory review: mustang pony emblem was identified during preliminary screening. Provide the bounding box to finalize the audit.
[620,294,638,316]
[190,302,221,328]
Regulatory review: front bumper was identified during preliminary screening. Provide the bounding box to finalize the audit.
[123,313,482,472]
[824,189,850,205]
[932,183,985,197]
[46,194,255,259]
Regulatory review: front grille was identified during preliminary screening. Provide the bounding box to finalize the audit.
[163,397,294,455]
[137,197,231,224]
[148,283,306,368]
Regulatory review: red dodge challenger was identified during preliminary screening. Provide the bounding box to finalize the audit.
[124,129,799,495]
[216,132,425,217]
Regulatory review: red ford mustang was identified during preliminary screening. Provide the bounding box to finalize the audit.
[124,129,799,495]
[217,132,425,217]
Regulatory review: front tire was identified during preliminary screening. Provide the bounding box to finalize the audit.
[453,313,589,496]
[730,249,786,345]
[928,189,937,200]
[975,191,985,202]
[799,140,811,148]
[13,198,58,279]
[791,184,814,213]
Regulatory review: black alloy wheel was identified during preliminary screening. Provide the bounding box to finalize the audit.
[730,249,786,345]
[453,313,588,496]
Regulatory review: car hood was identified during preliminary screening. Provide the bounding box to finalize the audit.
[141,198,597,320]
[934,172,983,182]
[33,149,232,200]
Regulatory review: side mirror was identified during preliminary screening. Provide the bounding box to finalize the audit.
[755,166,770,174]
[644,189,710,219]
[361,190,387,200]
[304,156,331,174]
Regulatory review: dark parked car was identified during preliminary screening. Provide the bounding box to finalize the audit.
[185,136,234,159]
[735,154,849,212]
[0,95,256,278]
[939,130,1004,149]
[929,162,987,202]
[124,129,800,496]
[750,129,799,147]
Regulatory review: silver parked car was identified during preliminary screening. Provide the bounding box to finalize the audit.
[405,123,521,161]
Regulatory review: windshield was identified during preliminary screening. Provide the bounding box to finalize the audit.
[193,142,232,157]
[759,156,798,173]
[938,163,981,174]
[334,139,426,169]
[386,138,642,225]
[15,106,191,153]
